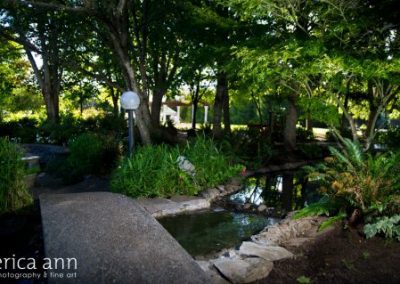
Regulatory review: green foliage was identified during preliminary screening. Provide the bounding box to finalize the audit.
[111,138,242,198]
[47,133,121,184]
[296,275,311,284]
[0,138,32,214]
[226,128,273,168]
[296,126,315,142]
[294,196,340,219]
[364,215,400,241]
[0,113,125,145]
[319,213,347,231]
[0,118,39,143]
[38,114,125,145]
[296,139,400,234]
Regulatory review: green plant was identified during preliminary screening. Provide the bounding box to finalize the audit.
[47,133,121,184]
[297,275,311,284]
[295,138,400,233]
[227,128,273,168]
[0,138,33,214]
[296,126,315,142]
[111,137,242,198]
[364,215,400,241]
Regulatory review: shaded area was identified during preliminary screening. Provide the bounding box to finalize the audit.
[0,202,45,283]
[264,226,400,284]
[159,210,279,257]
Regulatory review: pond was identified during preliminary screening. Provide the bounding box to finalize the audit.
[159,169,320,257]
[159,209,279,257]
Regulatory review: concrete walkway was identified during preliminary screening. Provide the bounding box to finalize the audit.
[40,192,210,284]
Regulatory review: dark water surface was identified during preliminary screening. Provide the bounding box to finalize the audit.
[159,210,279,256]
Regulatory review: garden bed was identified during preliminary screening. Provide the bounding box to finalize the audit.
[264,225,400,284]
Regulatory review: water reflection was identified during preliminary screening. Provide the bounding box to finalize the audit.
[229,170,319,212]
[159,211,279,257]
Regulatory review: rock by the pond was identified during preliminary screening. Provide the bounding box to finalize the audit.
[251,216,325,246]
[177,155,196,176]
[137,196,210,218]
[213,257,273,283]
[200,188,220,200]
[257,204,267,212]
[238,242,293,261]
[196,261,230,284]
[225,184,241,194]
[243,203,252,210]
[217,185,225,193]
[40,192,210,284]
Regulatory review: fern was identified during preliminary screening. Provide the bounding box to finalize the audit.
[319,212,346,231]
[293,196,339,219]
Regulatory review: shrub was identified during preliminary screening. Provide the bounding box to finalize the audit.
[0,118,39,143]
[0,138,33,214]
[296,126,315,142]
[111,137,242,198]
[47,133,122,184]
[185,138,243,188]
[295,139,400,237]
[227,128,273,168]
[38,114,126,145]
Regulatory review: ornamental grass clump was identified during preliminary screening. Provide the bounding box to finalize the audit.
[295,138,400,240]
[111,137,242,198]
[0,138,32,214]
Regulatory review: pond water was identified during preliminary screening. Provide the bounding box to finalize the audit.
[159,170,319,257]
[159,210,279,257]
[230,171,321,212]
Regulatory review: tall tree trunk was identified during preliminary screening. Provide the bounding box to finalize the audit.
[44,89,59,123]
[192,101,198,130]
[282,172,294,212]
[340,90,350,132]
[223,86,231,134]
[107,21,152,145]
[151,89,165,126]
[283,95,298,152]
[213,71,226,139]
[366,104,378,140]
[109,87,119,116]
[306,112,312,131]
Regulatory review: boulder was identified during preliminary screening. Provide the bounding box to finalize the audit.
[238,242,293,261]
[196,261,230,284]
[213,257,273,283]
[200,188,220,200]
[257,205,267,212]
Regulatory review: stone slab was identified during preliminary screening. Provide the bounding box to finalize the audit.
[40,192,210,284]
[213,257,273,284]
[137,196,210,218]
[239,242,293,261]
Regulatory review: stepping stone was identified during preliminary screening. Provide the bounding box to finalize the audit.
[213,257,273,283]
[40,192,210,284]
[239,242,294,261]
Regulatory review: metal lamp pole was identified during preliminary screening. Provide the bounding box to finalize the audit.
[121,91,140,155]
[127,109,135,154]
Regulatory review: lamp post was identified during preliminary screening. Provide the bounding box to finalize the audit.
[121,91,140,155]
